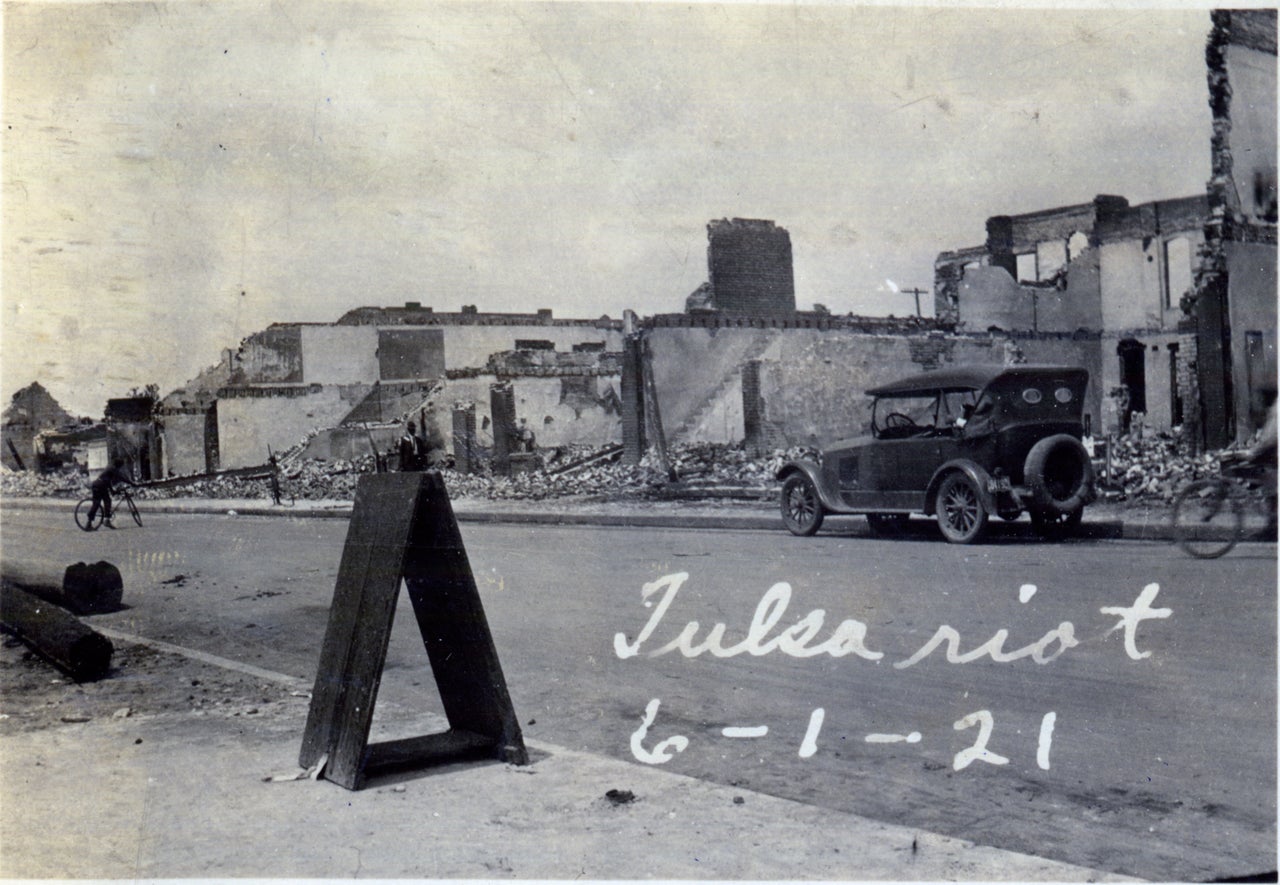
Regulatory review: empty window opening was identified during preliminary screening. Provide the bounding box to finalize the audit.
[1016,253,1037,283]
[1066,231,1089,262]
[1036,240,1067,280]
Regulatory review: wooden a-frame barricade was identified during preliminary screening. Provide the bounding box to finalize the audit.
[299,471,528,790]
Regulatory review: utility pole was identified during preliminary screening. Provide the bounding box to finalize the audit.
[903,288,927,318]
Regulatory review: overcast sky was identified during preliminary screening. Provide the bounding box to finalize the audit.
[3,1,1215,417]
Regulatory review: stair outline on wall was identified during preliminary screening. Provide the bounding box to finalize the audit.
[670,330,775,444]
[339,379,444,426]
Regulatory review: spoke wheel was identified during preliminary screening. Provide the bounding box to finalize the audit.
[936,472,988,544]
[781,474,824,537]
[125,494,142,527]
[74,498,104,532]
[1172,478,1242,559]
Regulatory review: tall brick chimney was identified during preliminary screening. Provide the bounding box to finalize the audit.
[706,218,796,315]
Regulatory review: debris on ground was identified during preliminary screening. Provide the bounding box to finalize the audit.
[1094,429,1252,503]
[2,431,1260,507]
[2,444,818,503]
[604,788,636,805]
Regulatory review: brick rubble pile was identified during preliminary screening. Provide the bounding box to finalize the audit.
[2,433,1257,505]
[1,443,814,503]
[1097,431,1247,502]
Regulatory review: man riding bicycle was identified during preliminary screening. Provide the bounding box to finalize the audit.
[85,458,134,530]
[1230,393,1278,535]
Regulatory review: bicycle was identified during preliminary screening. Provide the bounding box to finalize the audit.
[1170,455,1276,559]
[75,486,142,531]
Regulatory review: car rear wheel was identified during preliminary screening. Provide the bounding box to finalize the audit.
[781,474,824,536]
[936,472,988,544]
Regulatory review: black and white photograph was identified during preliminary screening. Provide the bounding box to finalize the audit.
[1,1,1276,881]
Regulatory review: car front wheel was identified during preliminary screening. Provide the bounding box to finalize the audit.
[936,472,988,544]
[781,474,824,536]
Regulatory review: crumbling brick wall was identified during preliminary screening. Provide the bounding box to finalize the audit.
[230,326,303,384]
[908,336,957,371]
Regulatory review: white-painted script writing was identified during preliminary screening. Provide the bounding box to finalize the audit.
[614,572,1171,667]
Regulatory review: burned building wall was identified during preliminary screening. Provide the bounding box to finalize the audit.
[645,325,777,444]
[1096,334,1185,436]
[299,325,379,384]
[442,324,621,370]
[216,384,365,469]
[1227,242,1278,430]
[1192,9,1278,447]
[643,313,953,448]
[744,332,1105,450]
[936,193,1208,435]
[1227,32,1278,228]
[442,373,622,451]
[230,326,303,384]
[705,218,796,314]
[950,251,1103,334]
[1,382,76,470]
[1097,196,1207,332]
[158,409,212,476]
[377,328,446,381]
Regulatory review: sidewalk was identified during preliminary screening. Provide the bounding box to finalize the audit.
[0,643,1140,881]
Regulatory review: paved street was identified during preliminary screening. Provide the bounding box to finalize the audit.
[1,506,1275,881]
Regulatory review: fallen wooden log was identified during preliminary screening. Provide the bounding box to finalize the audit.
[0,560,123,615]
[0,582,114,682]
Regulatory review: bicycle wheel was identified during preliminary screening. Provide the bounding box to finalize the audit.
[125,493,142,527]
[74,498,104,531]
[1172,478,1243,559]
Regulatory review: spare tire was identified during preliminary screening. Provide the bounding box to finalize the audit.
[1024,434,1094,516]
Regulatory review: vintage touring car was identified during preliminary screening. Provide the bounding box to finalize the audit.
[776,365,1096,543]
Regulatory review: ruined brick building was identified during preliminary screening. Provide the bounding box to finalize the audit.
[1190,8,1277,448]
[157,306,624,472]
[933,193,1208,436]
[143,9,1272,474]
[933,9,1276,447]
[1,382,78,471]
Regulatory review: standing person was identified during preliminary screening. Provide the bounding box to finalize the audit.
[399,421,421,471]
[517,417,537,453]
[85,458,134,530]
[267,452,285,505]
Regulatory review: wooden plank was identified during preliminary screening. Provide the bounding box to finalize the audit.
[0,582,114,681]
[402,472,528,764]
[299,474,422,786]
[363,730,494,780]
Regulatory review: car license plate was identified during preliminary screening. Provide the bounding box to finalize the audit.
[987,477,1012,493]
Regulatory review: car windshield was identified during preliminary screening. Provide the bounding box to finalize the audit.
[872,388,983,438]
[873,394,939,436]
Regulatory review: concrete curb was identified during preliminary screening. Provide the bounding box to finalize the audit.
[3,494,1273,544]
